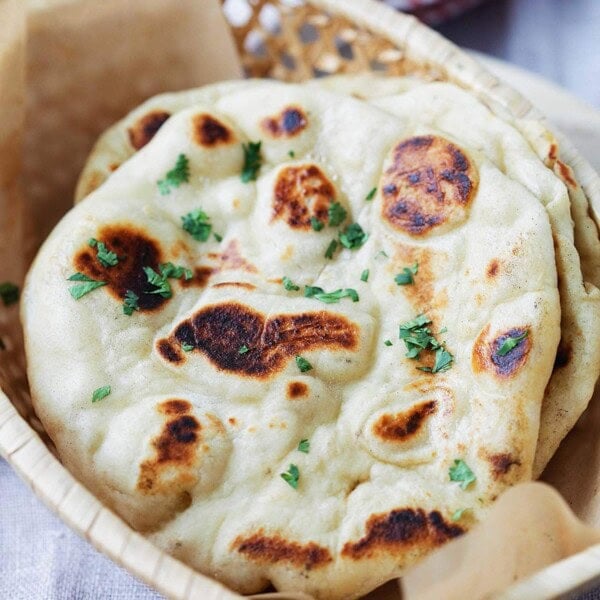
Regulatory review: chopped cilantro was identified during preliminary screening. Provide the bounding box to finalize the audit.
[288,150,295,158]
[122,290,139,316]
[298,439,310,453]
[92,385,111,403]
[417,347,454,373]
[304,286,359,304]
[238,344,249,354]
[339,223,368,250]
[399,314,454,371]
[375,250,389,260]
[324,239,338,259]
[384,340,393,346]
[214,232,223,242]
[497,330,529,357]
[0,282,19,306]
[88,238,118,267]
[327,202,347,227]
[310,217,325,232]
[181,342,194,352]
[181,209,212,242]
[143,266,171,298]
[365,187,377,201]
[280,464,300,489]
[360,269,369,282]
[160,262,192,281]
[68,273,107,300]
[241,141,262,182]
[449,459,476,490]
[295,355,312,372]
[283,276,300,291]
[157,153,190,195]
[395,262,419,286]
[451,508,470,522]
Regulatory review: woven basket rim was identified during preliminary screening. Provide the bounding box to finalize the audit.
[3,1,600,598]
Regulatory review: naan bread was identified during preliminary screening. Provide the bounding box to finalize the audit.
[24,81,561,598]
[74,76,600,477]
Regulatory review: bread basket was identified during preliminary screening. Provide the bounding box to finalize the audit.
[2,0,600,598]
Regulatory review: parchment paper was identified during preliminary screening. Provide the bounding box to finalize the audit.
[2,1,600,598]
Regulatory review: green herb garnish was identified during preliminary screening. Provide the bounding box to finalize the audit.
[238,344,249,354]
[160,262,193,281]
[497,330,529,357]
[310,217,325,232]
[181,209,212,242]
[143,266,171,298]
[339,223,368,250]
[360,269,369,282]
[68,273,107,300]
[0,282,19,306]
[449,459,476,490]
[283,276,300,291]
[214,233,223,242]
[395,262,419,286]
[288,150,295,158]
[241,141,262,182]
[375,250,389,260]
[304,286,359,304]
[365,187,377,201]
[298,439,310,453]
[417,347,454,374]
[399,314,454,371]
[327,202,347,227]
[384,340,393,346]
[158,153,190,195]
[325,239,338,259]
[122,290,139,316]
[92,385,111,403]
[295,355,312,372]
[280,464,300,489]
[451,508,470,522]
[88,238,118,267]
[181,342,194,352]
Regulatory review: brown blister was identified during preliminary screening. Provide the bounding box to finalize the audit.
[486,259,500,278]
[159,302,358,378]
[233,531,332,570]
[137,401,201,495]
[472,325,531,377]
[488,452,521,479]
[192,114,234,147]
[74,224,170,311]
[273,164,336,230]
[128,110,171,150]
[342,508,463,560]
[157,339,184,364]
[372,400,437,442]
[380,135,478,236]
[556,160,578,188]
[261,106,308,138]
[287,381,309,399]
[212,282,257,291]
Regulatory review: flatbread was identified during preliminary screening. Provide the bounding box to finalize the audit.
[74,76,600,478]
[24,80,561,598]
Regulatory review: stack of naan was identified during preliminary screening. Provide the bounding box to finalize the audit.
[22,76,600,599]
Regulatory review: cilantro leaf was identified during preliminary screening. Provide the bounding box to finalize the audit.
[399,314,454,371]
[418,347,454,373]
[288,150,295,158]
[325,239,338,259]
[360,269,369,282]
[384,340,393,346]
[449,459,476,490]
[283,276,300,291]
[304,286,359,304]
[451,508,470,522]
[88,238,118,267]
[395,262,419,286]
[68,273,107,300]
[241,141,262,182]
[123,290,139,316]
[92,385,111,403]
[238,344,249,354]
[143,267,171,298]
[160,262,192,281]
[365,187,377,201]
[181,209,212,242]
[339,223,368,250]
[497,330,529,357]
[310,216,325,232]
[181,342,194,352]
[295,355,312,372]
[0,282,19,306]
[327,202,347,227]
[157,153,190,195]
[214,233,223,242]
[298,439,310,453]
[280,464,300,489]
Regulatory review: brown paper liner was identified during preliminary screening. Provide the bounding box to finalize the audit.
[2,1,600,599]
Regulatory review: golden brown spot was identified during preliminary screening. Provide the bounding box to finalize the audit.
[486,259,499,278]
[137,403,201,495]
[281,245,294,261]
[109,163,120,172]
[128,110,171,150]
[372,401,437,442]
[472,325,531,377]
[74,224,170,311]
[556,160,578,188]
[212,282,256,291]
[261,106,308,138]
[182,266,213,288]
[380,136,478,236]
[234,531,332,569]
[228,417,237,426]
[553,339,572,371]
[342,508,463,560]
[80,171,104,198]
[548,142,559,164]
[488,453,521,478]
[287,381,309,399]
[159,302,358,378]
[273,164,336,230]
[192,114,233,147]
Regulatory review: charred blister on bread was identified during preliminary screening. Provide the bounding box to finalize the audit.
[380,135,478,236]
[472,325,532,377]
[372,400,437,443]
[287,381,309,400]
[261,106,308,138]
[128,110,171,150]
[192,114,234,147]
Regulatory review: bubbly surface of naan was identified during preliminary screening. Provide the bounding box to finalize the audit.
[25,81,561,599]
